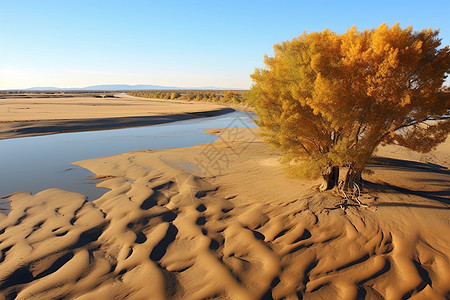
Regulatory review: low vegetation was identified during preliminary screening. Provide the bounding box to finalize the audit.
[127,90,246,104]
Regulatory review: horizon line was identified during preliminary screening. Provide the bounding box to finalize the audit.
[0,83,250,92]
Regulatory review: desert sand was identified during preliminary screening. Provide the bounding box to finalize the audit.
[0,122,449,299]
[0,93,232,139]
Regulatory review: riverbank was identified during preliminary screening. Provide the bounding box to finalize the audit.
[0,93,233,139]
[0,125,449,299]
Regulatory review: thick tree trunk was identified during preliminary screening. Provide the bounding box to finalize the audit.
[344,167,363,190]
[319,165,339,191]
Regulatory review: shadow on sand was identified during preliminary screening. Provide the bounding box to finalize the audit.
[368,157,450,176]
[365,156,450,207]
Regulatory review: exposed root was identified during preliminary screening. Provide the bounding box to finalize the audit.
[325,181,369,210]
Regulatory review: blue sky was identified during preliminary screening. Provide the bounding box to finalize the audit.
[1,0,449,89]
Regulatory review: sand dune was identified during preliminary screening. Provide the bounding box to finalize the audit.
[0,127,449,299]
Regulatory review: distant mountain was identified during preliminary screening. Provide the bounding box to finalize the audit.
[25,87,63,91]
[20,84,242,91]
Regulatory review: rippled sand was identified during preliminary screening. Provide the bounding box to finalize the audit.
[0,127,449,299]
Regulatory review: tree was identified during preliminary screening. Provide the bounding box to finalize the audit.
[249,23,450,191]
[224,90,242,103]
[170,92,180,100]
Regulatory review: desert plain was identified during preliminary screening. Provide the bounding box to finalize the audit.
[0,93,449,299]
[0,93,231,140]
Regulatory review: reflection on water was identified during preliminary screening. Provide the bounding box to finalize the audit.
[0,111,256,211]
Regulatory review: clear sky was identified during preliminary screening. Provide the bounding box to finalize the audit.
[1,0,449,89]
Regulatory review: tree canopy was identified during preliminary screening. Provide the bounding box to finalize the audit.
[249,23,450,189]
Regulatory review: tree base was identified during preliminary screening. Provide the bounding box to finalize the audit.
[344,168,362,190]
[319,166,339,191]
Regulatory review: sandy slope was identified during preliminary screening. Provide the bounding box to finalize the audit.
[0,127,449,299]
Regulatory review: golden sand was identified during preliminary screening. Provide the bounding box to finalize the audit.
[0,124,449,299]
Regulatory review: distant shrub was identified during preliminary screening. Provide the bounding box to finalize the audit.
[126,90,248,106]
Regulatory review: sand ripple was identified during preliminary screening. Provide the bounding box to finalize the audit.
[1,130,449,299]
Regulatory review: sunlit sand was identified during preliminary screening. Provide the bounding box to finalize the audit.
[1,119,449,298]
[0,93,230,140]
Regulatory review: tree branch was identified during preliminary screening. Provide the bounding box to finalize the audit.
[377,115,450,144]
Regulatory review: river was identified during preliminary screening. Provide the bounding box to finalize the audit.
[0,110,256,212]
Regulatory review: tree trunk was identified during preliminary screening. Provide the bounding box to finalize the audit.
[319,165,339,191]
[344,167,362,190]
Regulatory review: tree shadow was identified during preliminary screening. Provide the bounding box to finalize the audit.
[364,156,450,206]
[364,181,450,206]
[368,157,450,176]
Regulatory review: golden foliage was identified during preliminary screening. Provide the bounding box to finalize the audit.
[250,23,450,176]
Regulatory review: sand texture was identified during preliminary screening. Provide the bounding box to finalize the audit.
[0,127,449,299]
[0,93,231,139]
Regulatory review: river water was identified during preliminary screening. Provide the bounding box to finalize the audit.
[0,111,256,212]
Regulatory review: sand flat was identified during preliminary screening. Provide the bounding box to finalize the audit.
[0,93,232,140]
[0,93,227,121]
[0,126,449,299]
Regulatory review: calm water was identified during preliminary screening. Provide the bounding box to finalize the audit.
[0,111,256,212]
